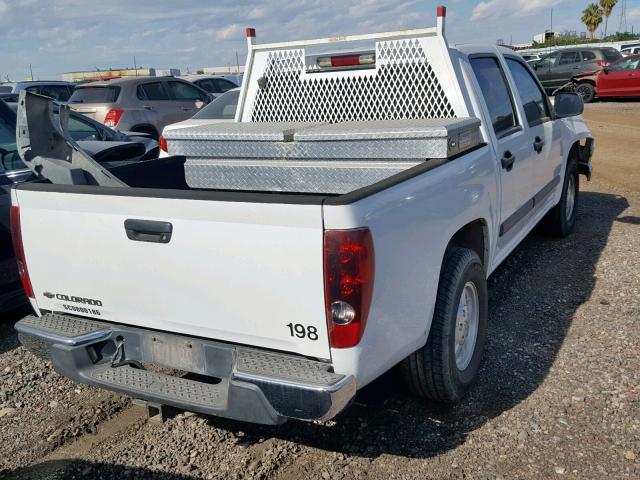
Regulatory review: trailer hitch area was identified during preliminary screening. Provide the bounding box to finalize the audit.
[15,90,127,187]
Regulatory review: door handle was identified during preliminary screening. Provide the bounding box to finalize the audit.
[533,136,545,154]
[124,219,172,244]
[143,105,153,110]
[501,151,515,172]
[181,107,192,111]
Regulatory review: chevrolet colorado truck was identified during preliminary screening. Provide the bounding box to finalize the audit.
[12,6,593,425]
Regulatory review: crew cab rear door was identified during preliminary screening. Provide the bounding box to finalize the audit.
[13,185,331,359]
[469,55,536,243]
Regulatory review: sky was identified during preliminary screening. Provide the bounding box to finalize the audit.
[1,0,639,81]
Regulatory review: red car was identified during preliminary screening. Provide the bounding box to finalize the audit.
[573,54,640,103]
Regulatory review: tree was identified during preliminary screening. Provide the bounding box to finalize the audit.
[599,0,617,38]
[581,3,603,39]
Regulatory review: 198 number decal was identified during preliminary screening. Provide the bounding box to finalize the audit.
[286,323,319,341]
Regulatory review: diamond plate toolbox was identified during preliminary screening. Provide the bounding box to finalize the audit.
[165,118,481,194]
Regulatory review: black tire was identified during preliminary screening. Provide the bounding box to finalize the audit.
[539,160,579,237]
[401,247,488,403]
[576,82,596,103]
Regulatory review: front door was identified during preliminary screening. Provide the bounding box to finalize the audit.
[504,57,560,192]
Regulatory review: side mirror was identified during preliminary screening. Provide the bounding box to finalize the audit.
[603,67,610,74]
[554,92,584,118]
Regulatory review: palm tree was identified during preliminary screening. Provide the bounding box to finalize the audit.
[599,0,617,38]
[581,3,603,39]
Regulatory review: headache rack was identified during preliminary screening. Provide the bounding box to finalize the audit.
[168,5,480,195]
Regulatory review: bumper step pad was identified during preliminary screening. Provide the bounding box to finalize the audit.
[17,313,111,346]
[88,365,225,409]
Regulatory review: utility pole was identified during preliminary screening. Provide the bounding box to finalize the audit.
[235,50,240,73]
[550,8,553,32]
[29,64,34,80]
[134,56,138,76]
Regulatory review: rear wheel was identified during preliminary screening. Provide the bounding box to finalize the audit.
[576,82,595,103]
[401,247,488,403]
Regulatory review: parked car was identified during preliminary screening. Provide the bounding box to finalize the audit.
[621,46,640,56]
[0,100,31,312]
[68,77,213,140]
[533,47,622,94]
[521,53,541,63]
[0,97,158,312]
[13,8,594,425]
[180,75,239,97]
[3,80,75,102]
[573,54,640,102]
[159,88,239,156]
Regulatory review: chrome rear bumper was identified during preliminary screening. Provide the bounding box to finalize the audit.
[15,313,355,425]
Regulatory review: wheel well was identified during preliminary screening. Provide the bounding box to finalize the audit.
[576,79,595,86]
[130,124,159,140]
[447,219,488,270]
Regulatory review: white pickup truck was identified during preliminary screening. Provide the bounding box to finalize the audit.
[12,7,593,425]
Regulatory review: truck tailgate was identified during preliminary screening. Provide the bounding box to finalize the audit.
[14,186,330,359]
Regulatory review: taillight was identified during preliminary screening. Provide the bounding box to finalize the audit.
[159,135,168,153]
[10,206,34,299]
[324,228,375,348]
[317,53,376,69]
[104,108,124,128]
[596,60,608,68]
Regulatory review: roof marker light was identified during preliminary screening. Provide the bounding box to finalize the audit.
[317,53,376,69]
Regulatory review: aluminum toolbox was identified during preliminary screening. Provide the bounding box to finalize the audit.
[165,118,481,194]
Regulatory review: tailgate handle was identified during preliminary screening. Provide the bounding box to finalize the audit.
[124,219,172,244]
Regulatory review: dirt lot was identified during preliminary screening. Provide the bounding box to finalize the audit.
[0,102,639,480]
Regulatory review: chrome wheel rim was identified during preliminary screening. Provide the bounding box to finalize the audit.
[565,174,576,221]
[455,282,479,371]
[576,85,591,100]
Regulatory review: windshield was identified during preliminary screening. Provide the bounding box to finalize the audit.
[69,86,121,103]
[192,89,239,119]
[0,102,25,174]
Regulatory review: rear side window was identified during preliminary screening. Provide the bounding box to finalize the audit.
[168,81,207,101]
[193,89,239,119]
[69,86,120,103]
[602,49,622,62]
[506,59,550,126]
[581,51,597,61]
[559,51,580,65]
[470,57,518,136]
[26,85,72,102]
[213,78,237,93]
[194,79,215,93]
[0,108,25,174]
[137,82,169,101]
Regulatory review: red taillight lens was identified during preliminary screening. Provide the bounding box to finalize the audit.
[104,108,124,128]
[324,228,375,348]
[596,60,608,68]
[10,206,34,299]
[159,135,168,152]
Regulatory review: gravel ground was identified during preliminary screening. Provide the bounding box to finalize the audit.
[0,102,638,479]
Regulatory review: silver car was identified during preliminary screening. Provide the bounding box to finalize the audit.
[180,75,239,97]
[68,76,212,139]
